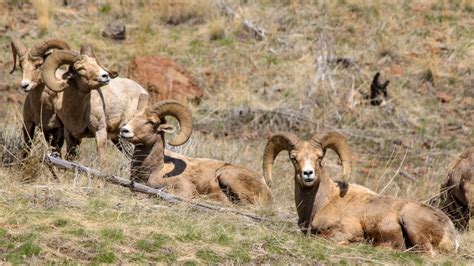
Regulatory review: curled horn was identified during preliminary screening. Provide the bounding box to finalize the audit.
[42,50,79,92]
[311,132,352,180]
[29,39,70,59]
[10,38,27,74]
[262,132,301,187]
[148,100,193,146]
[80,44,118,78]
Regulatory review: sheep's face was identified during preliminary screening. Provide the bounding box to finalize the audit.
[72,55,110,89]
[290,143,324,187]
[449,148,474,208]
[18,54,43,92]
[119,110,176,146]
[460,171,474,209]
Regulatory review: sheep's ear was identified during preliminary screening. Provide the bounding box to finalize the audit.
[157,124,176,134]
[146,110,161,124]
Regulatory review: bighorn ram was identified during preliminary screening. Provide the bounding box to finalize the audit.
[119,100,272,205]
[435,147,474,231]
[263,132,459,254]
[41,44,149,160]
[10,38,70,157]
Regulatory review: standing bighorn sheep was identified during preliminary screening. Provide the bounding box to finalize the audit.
[434,147,474,231]
[41,44,149,160]
[119,100,272,205]
[10,38,70,157]
[263,132,459,254]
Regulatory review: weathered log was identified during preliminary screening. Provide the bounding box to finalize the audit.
[43,154,269,222]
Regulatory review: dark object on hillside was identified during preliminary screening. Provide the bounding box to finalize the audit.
[435,92,453,103]
[329,57,358,68]
[102,22,126,40]
[63,0,87,8]
[128,56,203,104]
[369,72,389,106]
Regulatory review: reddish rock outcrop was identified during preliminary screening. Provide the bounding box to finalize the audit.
[128,56,203,104]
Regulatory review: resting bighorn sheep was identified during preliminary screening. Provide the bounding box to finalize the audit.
[41,44,149,160]
[263,132,459,254]
[10,38,70,157]
[435,147,474,231]
[119,100,272,205]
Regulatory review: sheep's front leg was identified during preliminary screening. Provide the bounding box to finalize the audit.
[65,129,81,160]
[95,128,108,166]
[312,216,364,244]
[21,120,35,158]
[44,128,64,158]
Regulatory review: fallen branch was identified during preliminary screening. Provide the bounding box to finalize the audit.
[43,154,269,222]
[399,170,417,181]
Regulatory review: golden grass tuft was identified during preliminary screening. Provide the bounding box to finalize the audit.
[207,18,226,41]
[155,0,217,25]
[32,0,51,31]
[136,6,157,54]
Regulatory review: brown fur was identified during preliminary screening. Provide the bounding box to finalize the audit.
[435,147,474,231]
[11,40,67,157]
[265,133,459,254]
[42,48,149,160]
[120,107,272,205]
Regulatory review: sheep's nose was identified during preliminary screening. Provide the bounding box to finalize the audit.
[101,73,110,79]
[120,127,134,139]
[303,170,313,177]
[20,80,30,90]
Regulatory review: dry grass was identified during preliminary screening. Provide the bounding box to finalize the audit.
[32,0,51,32]
[0,0,473,263]
[155,0,217,25]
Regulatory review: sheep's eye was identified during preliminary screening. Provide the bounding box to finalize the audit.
[76,67,86,73]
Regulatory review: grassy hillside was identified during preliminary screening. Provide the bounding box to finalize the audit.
[0,0,473,263]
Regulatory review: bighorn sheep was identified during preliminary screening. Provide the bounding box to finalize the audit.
[434,147,474,231]
[119,100,272,205]
[263,132,459,254]
[41,44,149,160]
[10,38,70,157]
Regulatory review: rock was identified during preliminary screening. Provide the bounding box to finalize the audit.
[435,92,452,103]
[128,56,203,104]
[102,22,126,40]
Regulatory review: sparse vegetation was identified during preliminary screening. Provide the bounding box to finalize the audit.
[31,0,51,33]
[0,0,472,264]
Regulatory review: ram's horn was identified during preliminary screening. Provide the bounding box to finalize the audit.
[262,132,301,187]
[148,100,193,146]
[42,50,79,92]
